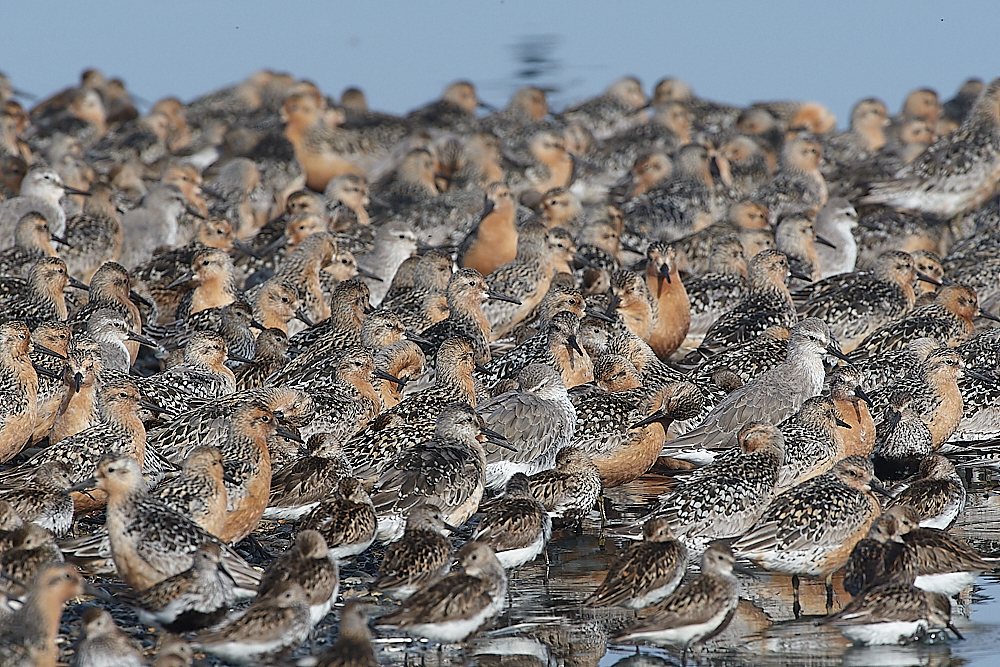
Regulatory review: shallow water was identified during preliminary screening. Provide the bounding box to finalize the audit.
[334,467,1000,667]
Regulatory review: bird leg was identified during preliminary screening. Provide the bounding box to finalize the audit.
[792,574,801,619]
[825,573,834,613]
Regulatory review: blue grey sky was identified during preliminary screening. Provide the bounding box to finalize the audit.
[3,1,999,129]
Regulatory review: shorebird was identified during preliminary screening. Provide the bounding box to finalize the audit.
[0,563,84,667]
[775,213,825,285]
[478,364,577,490]
[190,580,312,664]
[479,310,593,391]
[843,505,918,596]
[311,601,377,667]
[300,477,377,561]
[0,211,60,277]
[572,379,703,487]
[472,472,552,569]
[612,543,742,664]
[830,365,876,457]
[0,321,38,463]
[851,284,995,359]
[61,181,123,284]
[67,454,260,594]
[774,395,851,493]
[887,454,966,529]
[418,268,518,367]
[868,347,967,449]
[118,183,190,269]
[0,462,74,538]
[69,607,143,667]
[527,447,603,524]
[621,143,715,241]
[862,78,1000,218]
[813,198,859,278]
[0,524,65,597]
[151,445,228,537]
[818,581,959,646]
[0,257,78,329]
[796,250,925,353]
[0,167,85,242]
[460,182,519,277]
[374,503,455,600]
[733,456,887,607]
[666,318,846,461]
[586,517,687,608]
[265,430,352,520]
[258,529,340,625]
[688,249,799,359]
[644,242,690,359]
[626,422,785,553]
[377,540,508,643]
[370,403,511,542]
[890,504,991,595]
[872,391,935,480]
[482,221,554,340]
[752,136,828,225]
[120,541,236,632]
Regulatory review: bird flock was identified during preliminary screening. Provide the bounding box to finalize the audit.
[0,66,998,666]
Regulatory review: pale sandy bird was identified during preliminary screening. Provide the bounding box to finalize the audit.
[151,637,193,667]
[69,607,143,667]
[356,219,417,305]
[0,167,86,242]
[0,563,84,667]
[258,529,340,626]
[190,580,312,665]
[119,183,192,269]
[813,198,858,278]
[863,78,1000,218]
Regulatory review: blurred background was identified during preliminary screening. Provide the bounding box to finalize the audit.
[3,0,999,125]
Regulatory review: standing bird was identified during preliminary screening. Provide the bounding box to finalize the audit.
[613,543,742,664]
[0,167,83,242]
[258,529,340,626]
[67,455,260,594]
[733,456,887,608]
[472,472,552,569]
[378,541,508,643]
[374,503,455,600]
[585,517,687,609]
